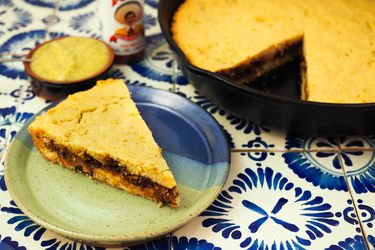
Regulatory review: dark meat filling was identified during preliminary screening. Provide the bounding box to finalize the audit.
[46,140,178,204]
[217,39,303,84]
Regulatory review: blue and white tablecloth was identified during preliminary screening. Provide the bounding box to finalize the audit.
[0,0,374,249]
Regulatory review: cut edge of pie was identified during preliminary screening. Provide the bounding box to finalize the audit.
[216,35,310,101]
[216,34,304,86]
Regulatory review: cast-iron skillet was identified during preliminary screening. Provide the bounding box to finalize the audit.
[158,0,375,135]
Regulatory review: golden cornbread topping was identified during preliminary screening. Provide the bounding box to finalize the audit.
[30,37,111,82]
[172,0,375,104]
[28,79,180,207]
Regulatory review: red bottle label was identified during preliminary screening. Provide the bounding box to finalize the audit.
[100,0,145,56]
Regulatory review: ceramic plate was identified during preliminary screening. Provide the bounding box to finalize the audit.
[4,85,230,247]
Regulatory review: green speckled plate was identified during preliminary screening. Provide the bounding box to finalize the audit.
[4,86,230,246]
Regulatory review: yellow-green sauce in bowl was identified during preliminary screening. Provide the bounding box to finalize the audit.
[24,36,114,100]
[30,37,113,83]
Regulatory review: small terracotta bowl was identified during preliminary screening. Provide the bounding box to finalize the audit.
[24,37,115,101]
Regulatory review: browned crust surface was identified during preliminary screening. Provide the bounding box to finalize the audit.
[30,130,180,207]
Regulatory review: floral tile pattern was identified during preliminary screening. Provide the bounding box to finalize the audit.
[0,77,25,147]
[0,76,25,108]
[0,0,374,250]
[0,2,32,38]
[0,147,6,191]
[0,0,52,42]
[172,152,366,250]
[47,0,100,38]
[0,235,27,250]
[23,0,93,12]
[340,149,375,249]
[337,136,375,151]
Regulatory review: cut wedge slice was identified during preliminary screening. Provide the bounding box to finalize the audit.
[28,79,180,207]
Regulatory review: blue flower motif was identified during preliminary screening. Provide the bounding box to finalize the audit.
[221,126,234,149]
[0,143,6,192]
[335,199,362,233]
[356,199,375,229]
[285,136,337,151]
[145,0,158,9]
[240,137,275,162]
[324,235,367,250]
[0,7,32,36]
[20,85,38,104]
[175,90,188,99]
[0,127,7,144]
[339,150,365,167]
[285,135,375,193]
[337,136,365,148]
[0,106,15,147]
[130,34,187,85]
[107,68,126,79]
[25,0,93,11]
[282,151,348,191]
[0,172,6,191]
[201,166,339,249]
[15,111,33,125]
[345,153,375,194]
[0,106,16,124]
[0,111,34,146]
[125,80,146,87]
[0,111,34,148]
[368,235,375,249]
[0,234,27,250]
[9,85,24,100]
[172,236,222,250]
[335,137,366,168]
[69,12,100,36]
[243,136,275,150]
[144,14,157,30]
[286,135,366,168]
[0,30,66,79]
[41,239,104,250]
[187,90,226,116]
[124,237,169,250]
[200,191,241,240]
[1,201,105,250]
[8,128,18,143]
[227,115,270,136]
[315,151,342,170]
[1,201,47,240]
[0,0,12,7]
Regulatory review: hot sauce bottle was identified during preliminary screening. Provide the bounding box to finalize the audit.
[99,0,145,64]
